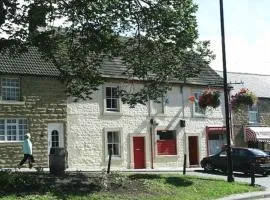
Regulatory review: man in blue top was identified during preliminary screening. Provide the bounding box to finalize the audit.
[18,133,33,168]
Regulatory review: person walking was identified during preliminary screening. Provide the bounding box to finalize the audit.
[18,133,33,168]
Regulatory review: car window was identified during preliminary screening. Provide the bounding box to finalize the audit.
[238,149,249,156]
[249,149,268,156]
[232,149,238,156]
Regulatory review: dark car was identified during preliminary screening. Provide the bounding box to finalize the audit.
[264,150,270,156]
[200,147,270,176]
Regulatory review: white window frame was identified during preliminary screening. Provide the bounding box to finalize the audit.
[1,77,20,101]
[248,105,258,124]
[104,128,123,160]
[192,91,205,117]
[248,111,258,124]
[103,85,121,115]
[0,118,28,142]
[51,130,60,148]
[150,97,165,115]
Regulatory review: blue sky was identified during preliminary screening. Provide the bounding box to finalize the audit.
[195,0,270,74]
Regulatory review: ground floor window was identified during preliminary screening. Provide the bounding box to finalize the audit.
[248,141,265,150]
[208,133,226,155]
[0,118,28,141]
[107,131,121,157]
[156,130,177,155]
[51,130,59,148]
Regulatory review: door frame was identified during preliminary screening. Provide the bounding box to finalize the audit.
[129,133,148,169]
[133,136,146,169]
[47,123,64,155]
[185,133,201,167]
[188,136,199,166]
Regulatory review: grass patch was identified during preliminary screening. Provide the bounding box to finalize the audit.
[0,170,262,200]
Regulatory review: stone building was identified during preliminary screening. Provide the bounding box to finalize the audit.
[0,49,226,170]
[0,48,66,168]
[67,60,226,170]
[222,72,270,150]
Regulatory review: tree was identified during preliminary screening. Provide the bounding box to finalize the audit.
[0,0,215,106]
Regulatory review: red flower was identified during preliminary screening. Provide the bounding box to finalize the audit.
[240,88,248,94]
[188,96,195,102]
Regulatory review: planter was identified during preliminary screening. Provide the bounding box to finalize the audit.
[231,88,256,110]
[199,89,220,110]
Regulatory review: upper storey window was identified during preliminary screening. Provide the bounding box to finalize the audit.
[1,78,20,101]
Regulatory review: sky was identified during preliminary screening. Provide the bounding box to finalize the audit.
[195,0,270,75]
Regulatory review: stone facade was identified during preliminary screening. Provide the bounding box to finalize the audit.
[232,97,270,149]
[67,82,225,170]
[258,98,270,125]
[0,75,66,168]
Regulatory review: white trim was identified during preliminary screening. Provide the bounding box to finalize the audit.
[102,85,122,115]
[191,90,205,118]
[150,97,165,116]
[47,123,64,155]
[1,77,20,101]
[0,101,25,105]
[103,127,123,162]
[0,118,28,142]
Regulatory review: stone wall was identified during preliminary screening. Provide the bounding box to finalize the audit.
[67,83,225,170]
[0,75,66,168]
[232,98,270,148]
[258,98,270,125]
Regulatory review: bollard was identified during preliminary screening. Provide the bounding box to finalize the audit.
[107,149,112,174]
[250,162,255,186]
[183,154,187,175]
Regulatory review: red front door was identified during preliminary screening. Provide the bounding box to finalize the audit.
[188,136,199,165]
[133,137,145,169]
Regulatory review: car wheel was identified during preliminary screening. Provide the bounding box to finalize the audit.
[204,162,214,172]
[262,172,268,177]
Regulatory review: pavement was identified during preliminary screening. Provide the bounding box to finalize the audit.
[2,167,270,200]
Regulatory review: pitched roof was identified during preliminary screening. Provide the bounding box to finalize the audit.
[185,66,223,86]
[0,48,60,77]
[0,47,223,86]
[101,57,223,86]
[216,71,270,98]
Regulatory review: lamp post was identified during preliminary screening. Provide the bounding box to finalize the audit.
[219,0,234,182]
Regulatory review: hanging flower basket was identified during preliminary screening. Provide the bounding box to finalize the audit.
[188,95,195,103]
[231,88,257,110]
[199,89,221,110]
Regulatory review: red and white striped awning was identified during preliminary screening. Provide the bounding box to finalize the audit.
[245,127,270,143]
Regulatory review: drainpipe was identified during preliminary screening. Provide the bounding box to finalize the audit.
[150,120,154,169]
[180,85,187,172]
[148,99,154,169]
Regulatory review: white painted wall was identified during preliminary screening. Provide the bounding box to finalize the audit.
[66,82,225,170]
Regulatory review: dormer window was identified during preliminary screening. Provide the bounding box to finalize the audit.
[1,78,20,101]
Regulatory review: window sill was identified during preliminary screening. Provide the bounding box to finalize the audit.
[103,111,123,116]
[0,100,25,105]
[193,113,206,118]
[0,141,23,144]
[152,113,165,117]
[110,156,122,160]
[105,156,123,162]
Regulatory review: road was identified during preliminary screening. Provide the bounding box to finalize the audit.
[188,169,270,190]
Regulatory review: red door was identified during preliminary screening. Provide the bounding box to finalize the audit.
[188,136,199,165]
[133,137,145,169]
